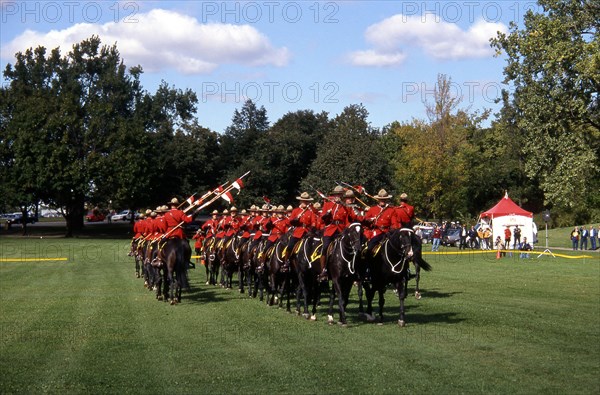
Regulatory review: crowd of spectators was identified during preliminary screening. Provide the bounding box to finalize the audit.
[570,225,598,251]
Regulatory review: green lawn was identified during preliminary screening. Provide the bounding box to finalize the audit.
[0,237,598,394]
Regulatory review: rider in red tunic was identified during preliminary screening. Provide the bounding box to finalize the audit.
[283,192,316,269]
[164,198,192,239]
[318,186,358,280]
[395,193,415,228]
[364,189,399,254]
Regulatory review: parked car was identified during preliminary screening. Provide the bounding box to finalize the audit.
[85,211,105,222]
[442,228,461,247]
[6,212,38,224]
[111,210,137,221]
[414,221,438,244]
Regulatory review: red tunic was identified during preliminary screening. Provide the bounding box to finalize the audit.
[192,232,204,249]
[224,215,242,237]
[268,217,289,243]
[365,205,399,238]
[164,208,192,239]
[395,203,414,227]
[321,202,356,237]
[201,218,219,237]
[289,207,315,238]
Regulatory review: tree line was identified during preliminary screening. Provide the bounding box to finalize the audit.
[1,0,598,236]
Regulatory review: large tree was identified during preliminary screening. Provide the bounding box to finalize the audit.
[1,36,202,235]
[491,0,600,212]
[389,74,489,220]
[302,104,391,198]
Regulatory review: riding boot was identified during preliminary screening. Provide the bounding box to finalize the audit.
[318,254,328,281]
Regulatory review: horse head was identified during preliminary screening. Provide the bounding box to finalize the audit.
[344,222,364,256]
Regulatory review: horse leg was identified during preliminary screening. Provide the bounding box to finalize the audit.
[414,263,422,300]
[377,287,385,324]
[398,279,407,327]
[135,254,140,278]
[311,275,320,320]
[238,265,245,294]
[357,281,365,317]
[331,278,346,325]
[298,272,310,318]
[327,285,336,324]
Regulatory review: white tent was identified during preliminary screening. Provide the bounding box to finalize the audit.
[479,193,535,248]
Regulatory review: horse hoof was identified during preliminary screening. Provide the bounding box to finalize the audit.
[302,313,310,319]
[365,314,376,323]
[136,273,140,278]
[415,291,421,300]
[327,315,334,324]
[170,299,176,305]
[157,295,163,301]
[310,315,317,321]
[398,320,406,327]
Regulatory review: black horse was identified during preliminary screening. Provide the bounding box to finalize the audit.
[292,233,324,320]
[365,228,432,326]
[155,238,191,304]
[326,222,365,326]
[220,235,246,291]
[265,233,294,310]
[203,236,220,286]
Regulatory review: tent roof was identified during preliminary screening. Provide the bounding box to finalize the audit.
[481,194,533,218]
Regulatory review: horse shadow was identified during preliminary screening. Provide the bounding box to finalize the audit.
[183,286,228,304]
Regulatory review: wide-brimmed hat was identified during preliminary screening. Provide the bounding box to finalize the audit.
[222,209,229,215]
[330,185,344,195]
[313,202,322,210]
[145,209,152,215]
[211,209,219,215]
[150,211,157,217]
[241,209,247,214]
[250,205,257,211]
[276,205,285,213]
[286,205,293,212]
[296,192,314,201]
[344,190,355,198]
[169,197,179,205]
[400,193,408,200]
[374,189,393,200]
[230,206,238,212]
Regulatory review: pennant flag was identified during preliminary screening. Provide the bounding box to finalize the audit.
[232,178,244,192]
[186,196,195,205]
[263,196,271,204]
[353,185,364,194]
[221,191,234,204]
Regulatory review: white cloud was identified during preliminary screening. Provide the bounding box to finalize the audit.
[2,9,290,74]
[349,13,507,66]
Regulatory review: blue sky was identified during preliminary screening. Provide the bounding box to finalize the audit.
[1,1,537,132]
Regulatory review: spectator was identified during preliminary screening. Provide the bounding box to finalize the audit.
[570,227,579,250]
[513,225,521,249]
[579,226,588,250]
[590,225,597,251]
[431,224,442,252]
[495,236,505,258]
[459,224,467,250]
[504,226,512,256]
[519,237,533,259]
[468,226,477,249]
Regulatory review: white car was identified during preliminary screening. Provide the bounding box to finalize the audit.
[112,210,134,221]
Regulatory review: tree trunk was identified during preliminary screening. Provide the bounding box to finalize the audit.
[65,200,85,237]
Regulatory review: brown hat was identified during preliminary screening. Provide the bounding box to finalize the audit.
[330,185,344,195]
[344,190,355,198]
[222,209,229,215]
[296,192,314,201]
[313,202,322,210]
[400,193,408,200]
[374,189,393,200]
[241,209,247,214]
[230,206,238,212]
[170,197,179,205]
[211,209,219,215]
[276,205,285,212]
[250,205,257,211]
[145,209,152,215]
[286,205,293,212]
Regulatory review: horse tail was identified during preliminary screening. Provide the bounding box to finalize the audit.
[416,256,432,272]
[176,240,190,289]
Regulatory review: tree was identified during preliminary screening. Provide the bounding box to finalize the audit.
[0,36,203,235]
[389,74,488,219]
[302,104,391,198]
[491,0,600,211]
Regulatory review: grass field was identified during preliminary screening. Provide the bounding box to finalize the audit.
[0,236,598,394]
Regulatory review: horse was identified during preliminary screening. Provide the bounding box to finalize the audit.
[292,232,324,320]
[326,222,365,326]
[265,233,294,310]
[155,238,191,304]
[365,228,432,326]
[251,237,270,301]
[203,236,220,286]
[220,234,246,291]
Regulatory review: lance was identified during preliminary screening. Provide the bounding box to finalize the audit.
[161,171,251,240]
[338,181,378,202]
[335,181,369,208]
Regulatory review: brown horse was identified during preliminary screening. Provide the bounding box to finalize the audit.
[155,238,191,304]
[292,232,323,320]
[326,222,365,326]
[365,228,432,326]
